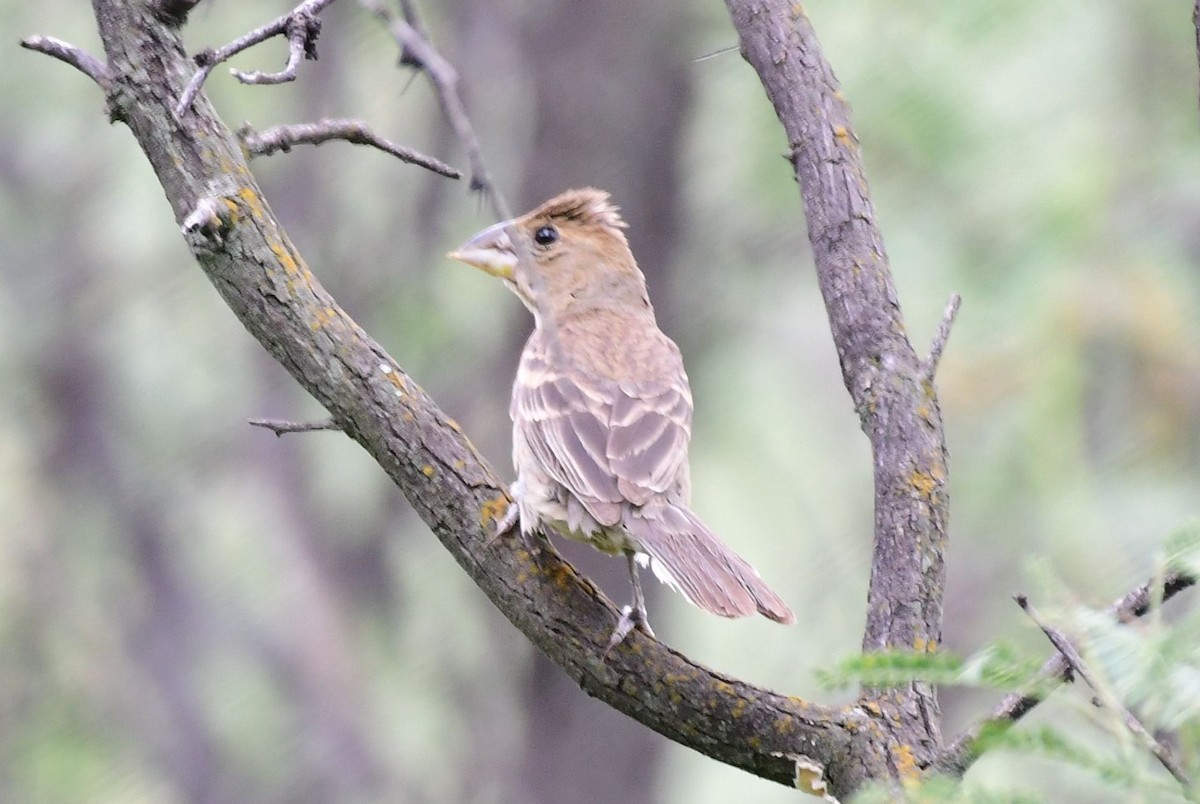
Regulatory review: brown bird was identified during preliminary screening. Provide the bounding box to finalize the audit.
[448,188,794,650]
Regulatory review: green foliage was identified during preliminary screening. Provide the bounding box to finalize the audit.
[822,521,1200,802]
[816,643,1046,695]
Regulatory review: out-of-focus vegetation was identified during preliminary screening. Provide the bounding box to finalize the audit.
[2,1,1198,802]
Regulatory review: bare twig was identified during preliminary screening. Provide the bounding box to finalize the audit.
[922,293,961,382]
[176,0,340,117]
[1194,0,1200,113]
[238,119,461,178]
[20,35,109,86]
[248,417,341,437]
[1016,595,1191,790]
[692,44,739,63]
[231,10,318,86]
[934,571,1195,777]
[361,0,510,220]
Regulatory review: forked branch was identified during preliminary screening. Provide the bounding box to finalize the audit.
[176,0,341,116]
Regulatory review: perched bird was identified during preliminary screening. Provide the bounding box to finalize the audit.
[448,188,794,650]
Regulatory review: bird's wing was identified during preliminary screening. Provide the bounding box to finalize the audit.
[512,327,694,527]
[606,373,693,507]
[511,335,625,527]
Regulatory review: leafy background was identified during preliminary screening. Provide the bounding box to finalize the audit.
[3,1,1199,801]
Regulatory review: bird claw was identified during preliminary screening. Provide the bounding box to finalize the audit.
[484,500,520,547]
[602,604,654,659]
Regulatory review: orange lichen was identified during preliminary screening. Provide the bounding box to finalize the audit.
[909,469,937,499]
[480,495,510,529]
[892,743,919,782]
[310,307,338,331]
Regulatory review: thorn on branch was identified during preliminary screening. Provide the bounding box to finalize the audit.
[238,119,461,179]
[20,35,109,87]
[1016,593,1191,789]
[176,0,341,117]
[248,417,341,437]
[921,292,961,383]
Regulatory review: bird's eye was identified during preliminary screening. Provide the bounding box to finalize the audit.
[533,226,559,246]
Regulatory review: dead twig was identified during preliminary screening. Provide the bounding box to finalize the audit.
[360,0,510,220]
[238,119,461,178]
[1015,595,1190,790]
[248,417,341,437]
[921,293,962,382]
[176,0,340,117]
[20,35,109,86]
[935,571,1195,776]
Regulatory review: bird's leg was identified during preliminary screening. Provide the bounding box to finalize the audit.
[604,552,655,657]
[628,552,653,633]
[485,498,520,547]
[485,481,543,553]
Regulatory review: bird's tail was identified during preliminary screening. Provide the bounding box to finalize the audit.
[625,504,794,624]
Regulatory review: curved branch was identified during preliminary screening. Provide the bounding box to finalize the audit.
[80,0,863,794]
[176,0,339,116]
[237,119,461,178]
[726,0,951,769]
[20,35,109,86]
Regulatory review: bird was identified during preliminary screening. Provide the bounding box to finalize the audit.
[448,188,794,652]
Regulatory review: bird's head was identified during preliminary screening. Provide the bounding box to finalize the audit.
[447,188,648,319]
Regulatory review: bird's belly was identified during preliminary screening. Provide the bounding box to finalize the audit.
[513,468,633,556]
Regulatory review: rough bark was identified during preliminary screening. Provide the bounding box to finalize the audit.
[726,0,950,776]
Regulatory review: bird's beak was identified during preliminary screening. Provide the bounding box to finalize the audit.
[447,221,517,280]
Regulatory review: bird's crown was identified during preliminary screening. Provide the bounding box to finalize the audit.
[526,187,628,233]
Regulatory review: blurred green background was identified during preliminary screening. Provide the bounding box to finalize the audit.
[3,1,1199,802]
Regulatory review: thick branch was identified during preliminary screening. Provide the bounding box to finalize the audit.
[80,0,859,794]
[726,0,950,771]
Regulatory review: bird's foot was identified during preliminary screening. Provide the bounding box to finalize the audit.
[602,604,654,659]
[484,500,545,555]
[484,500,520,547]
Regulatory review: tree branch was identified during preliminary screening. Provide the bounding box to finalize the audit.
[361,0,509,219]
[76,0,864,794]
[20,35,109,86]
[725,0,950,771]
[934,571,1196,777]
[237,119,461,178]
[1194,0,1200,112]
[922,293,962,382]
[176,0,340,117]
[1015,595,1190,790]
[248,417,340,436]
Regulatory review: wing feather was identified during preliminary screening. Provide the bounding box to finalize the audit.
[512,330,694,525]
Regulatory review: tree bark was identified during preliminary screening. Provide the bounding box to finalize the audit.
[726,0,950,775]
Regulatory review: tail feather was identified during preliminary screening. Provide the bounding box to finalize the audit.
[625,505,794,624]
